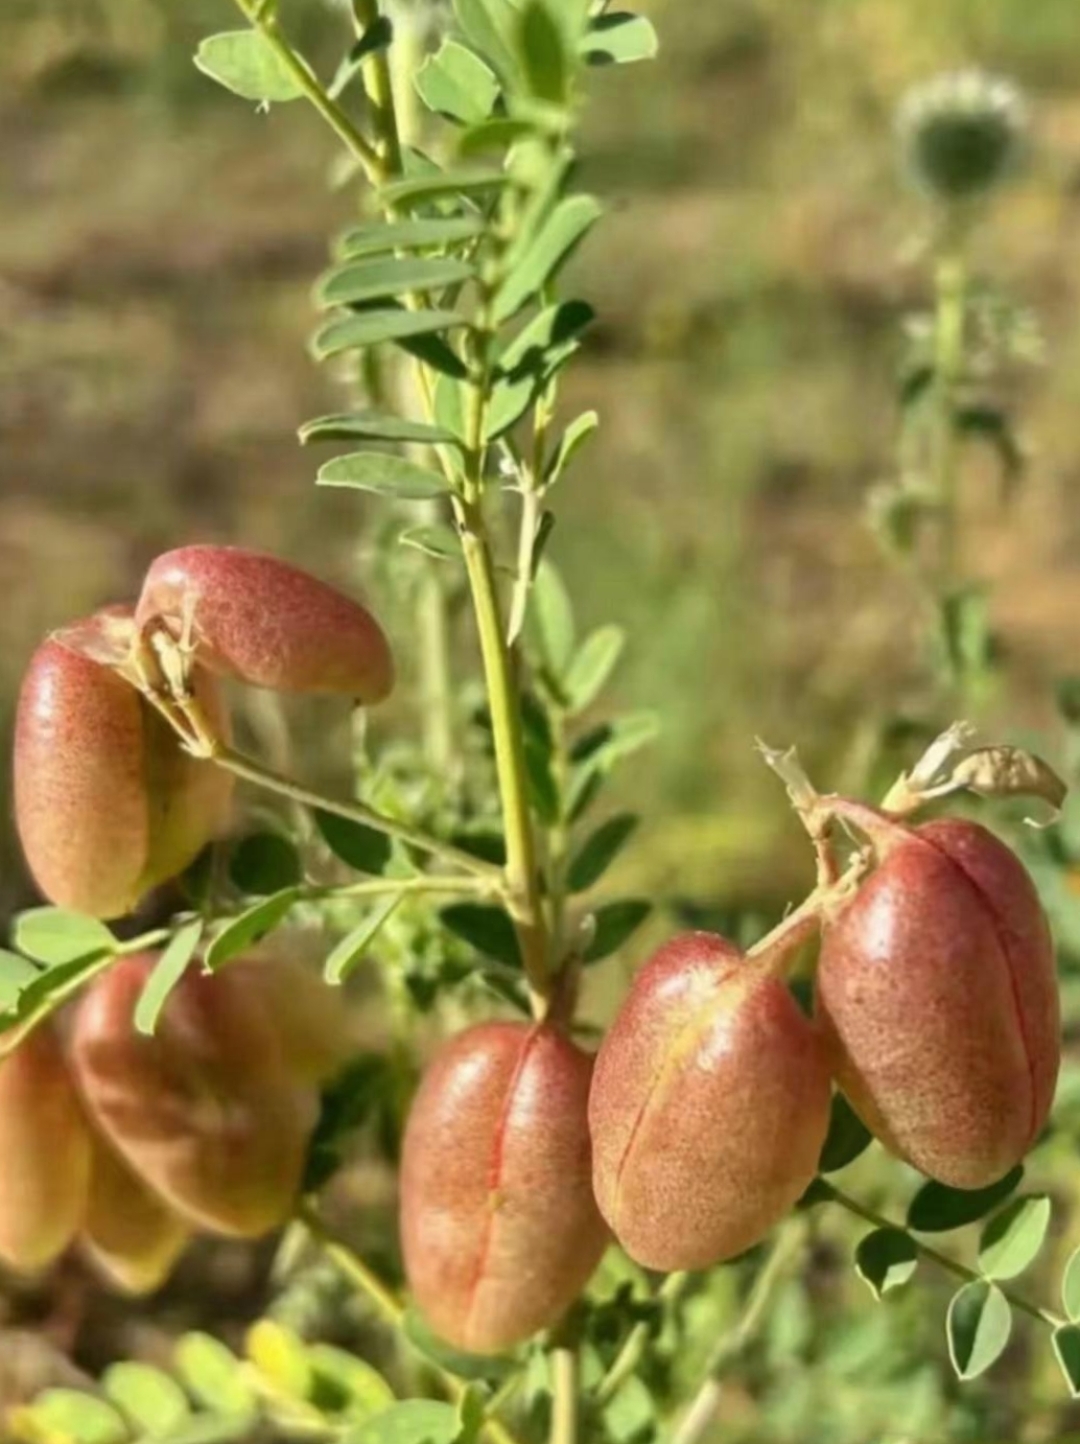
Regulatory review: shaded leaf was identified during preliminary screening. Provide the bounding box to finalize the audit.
[317,255,475,308]
[229,832,302,894]
[528,559,576,677]
[545,410,599,485]
[318,452,449,500]
[818,1094,873,1173]
[584,900,651,962]
[459,118,537,157]
[564,625,625,712]
[946,1281,1011,1380]
[519,0,567,104]
[205,890,300,971]
[487,300,594,437]
[415,40,500,124]
[314,811,392,876]
[1063,1244,1080,1322]
[1054,1324,1080,1397]
[379,169,510,209]
[568,813,638,892]
[301,411,459,446]
[441,904,521,967]
[400,523,463,562]
[855,1227,919,1299]
[313,309,467,360]
[978,1194,1051,1280]
[308,1345,395,1420]
[134,920,204,1037]
[194,30,304,102]
[907,1167,1023,1233]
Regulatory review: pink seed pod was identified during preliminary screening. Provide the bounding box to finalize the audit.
[589,932,831,1272]
[816,814,1060,1189]
[229,953,358,1085]
[13,608,232,919]
[82,1137,189,1295]
[400,1021,608,1354]
[0,1024,92,1273]
[135,545,394,701]
[71,953,317,1239]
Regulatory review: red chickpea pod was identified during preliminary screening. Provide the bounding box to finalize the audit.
[82,1137,189,1295]
[815,811,1060,1189]
[589,930,831,1272]
[400,1021,608,1354]
[0,1025,92,1273]
[14,607,233,919]
[71,953,318,1238]
[135,545,394,701]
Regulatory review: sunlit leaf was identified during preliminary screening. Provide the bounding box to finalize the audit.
[346,1400,460,1444]
[301,411,459,446]
[174,1334,258,1420]
[13,909,115,966]
[11,1391,128,1444]
[379,169,510,209]
[318,453,449,500]
[134,920,204,1037]
[400,523,463,563]
[946,1281,1011,1380]
[194,30,305,102]
[338,216,486,258]
[205,890,300,971]
[545,410,599,485]
[415,40,500,124]
[324,897,403,985]
[582,12,658,65]
[564,625,625,712]
[977,1194,1051,1280]
[103,1363,191,1436]
[313,309,467,361]
[492,195,602,323]
[854,1227,918,1299]
[317,256,475,308]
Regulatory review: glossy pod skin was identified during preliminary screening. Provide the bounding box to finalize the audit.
[13,609,232,918]
[82,1137,189,1295]
[0,1025,92,1273]
[71,953,317,1238]
[589,932,831,1272]
[136,545,394,701]
[400,1021,608,1354]
[816,815,1060,1189]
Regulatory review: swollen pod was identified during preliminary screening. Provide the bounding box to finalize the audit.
[71,953,317,1238]
[0,1025,92,1273]
[400,1021,608,1354]
[816,815,1060,1189]
[13,608,232,919]
[136,545,394,701]
[82,1137,189,1295]
[589,932,831,1272]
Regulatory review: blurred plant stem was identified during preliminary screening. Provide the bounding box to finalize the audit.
[671,1218,808,1444]
[931,235,969,589]
[550,1345,579,1444]
[297,1206,526,1444]
[819,1180,1063,1327]
[594,1272,690,1407]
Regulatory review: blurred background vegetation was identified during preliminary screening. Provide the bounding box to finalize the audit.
[6,0,1080,1438]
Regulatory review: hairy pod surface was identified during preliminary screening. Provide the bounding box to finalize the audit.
[589,932,831,1272]
[82,1137,189,1295]
[0,1025,92,1273]
[14,609,232,918]
[816,816,1060,1188]
[71,954,317,1238]
[136,545,394,701]
[400,1021,608,1354]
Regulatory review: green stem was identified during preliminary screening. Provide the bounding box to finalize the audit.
[671,1220,807,1444]
[352,0,404,177]
[232,0,383,180]
[549,1346,578,1444]
[931,245,968,588]
[297,1207,526,1444]
[210,744,503,882]
[819,1181,1063,1328]
[594,1272,690,1407]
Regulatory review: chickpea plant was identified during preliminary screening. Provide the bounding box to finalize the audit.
[3,12,1080,1444]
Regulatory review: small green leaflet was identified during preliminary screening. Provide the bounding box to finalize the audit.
[134,920,204,1037]
[11,1390,128,1444]
[564,625,626,712]
[174,1333,259,1419]
[246,1319,313,1401]
[307,1344,396,1419]
[400,523,463,562]
[546,410,599,485]
[205,889,300,971]
[854,1227,918,1299]
[103,1363,191,1435]
[459,119,537,157]
[194,31,305,103]
[492,195,602,323]
[441,904,522,968]
[528,559,577,677]
[582,12,659,65]
[337,216,486,258]
[13,908,115,966]
[229,832,302,894]
[453,0,521,86]
[977,1194,1051,1280]
[317,256,476,308]
[0,951,41,1011]
[301,411,459,446]
[314,810,392,875]
[584,900,651,962]
[324,897,404,985]
[379,168,510,210]
[946,1280,1011,1381]
[568,813,638,893]
[318,452,449,500]
[487,300,594,438]
[1063,1244,1080,1321]
[817,1093,872,1173]
[312,309,467,361]
[519,0,568,105]
[415,40,500,124]
[348,1400,461,1444]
